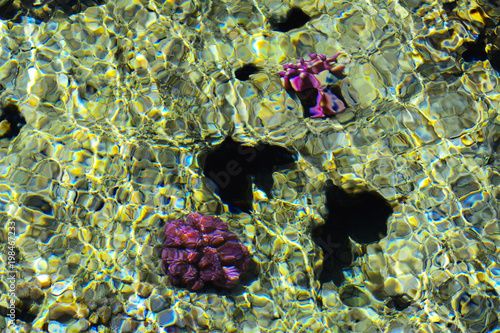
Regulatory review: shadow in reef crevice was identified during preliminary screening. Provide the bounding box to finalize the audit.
[0,0,106,23]
[268,7,311,33]
[234,64,261,81]
[313,183,393,287]
[0,103,26,140]
[201,137,296,213]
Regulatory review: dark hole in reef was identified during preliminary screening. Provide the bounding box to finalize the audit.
[313,183,393,286]
[329,85,347,106]
[458,6,499,67]
[325,185,393,244]
[295,88,319,116]
[23,195,53,215]
[0,0,105,22]
[461,33,488,63]
[9,282,45,324]
[201,137,296,213]
[0,290,42,324]
[461,28,500,73]
[0,0,22,21]
[234,64,260,81]
[487,48,500,73]
[0,103,26,139]
[86,83,97,95]
[16,308,38,324]
[387,294,412,311]
[42,0,106,21]
[442,1,458,12]
[296,85,348,118]
[269,7,311,32]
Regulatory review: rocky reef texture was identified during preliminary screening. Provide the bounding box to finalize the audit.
[161,213,251,291]
[0,0,500,332]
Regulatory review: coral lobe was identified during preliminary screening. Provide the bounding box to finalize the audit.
[161,213,251,291]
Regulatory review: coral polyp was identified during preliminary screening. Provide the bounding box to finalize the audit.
[161,213,251,291]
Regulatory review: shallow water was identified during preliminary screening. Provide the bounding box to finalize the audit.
[1,0,500,332]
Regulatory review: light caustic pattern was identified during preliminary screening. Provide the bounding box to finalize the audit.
[0,0,499,332]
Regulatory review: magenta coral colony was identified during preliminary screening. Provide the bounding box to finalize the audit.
[161,213,251,291]
[279,53,347,118]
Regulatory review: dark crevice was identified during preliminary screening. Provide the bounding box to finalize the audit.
[7,281,45,324]
[0,0,106,23]
[386,294,412,311]
[324,186,393,244]
[442,1,457,12]
[0,0,22,22]
[234,64,260,81]
[269,7,311,32]
[459,17,500,73]
[296,84,348,118]
[0,103,26,140]
[328,85,348,107]
[313,184,393,286]
[461,33,488,63]
[201,137,296,213]
[487,46,500,73]
[23,195,53,215]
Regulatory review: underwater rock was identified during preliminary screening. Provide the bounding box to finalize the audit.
[161,213,251,291]
[81,281,123,327]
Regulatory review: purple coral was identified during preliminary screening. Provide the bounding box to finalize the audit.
[161,213,251,291]
[279,53,347,118]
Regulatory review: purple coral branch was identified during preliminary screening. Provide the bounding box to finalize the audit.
[279,53,347,118]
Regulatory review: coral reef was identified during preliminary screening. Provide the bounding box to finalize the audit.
[161,213,251,291]
[279,53,347,118]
